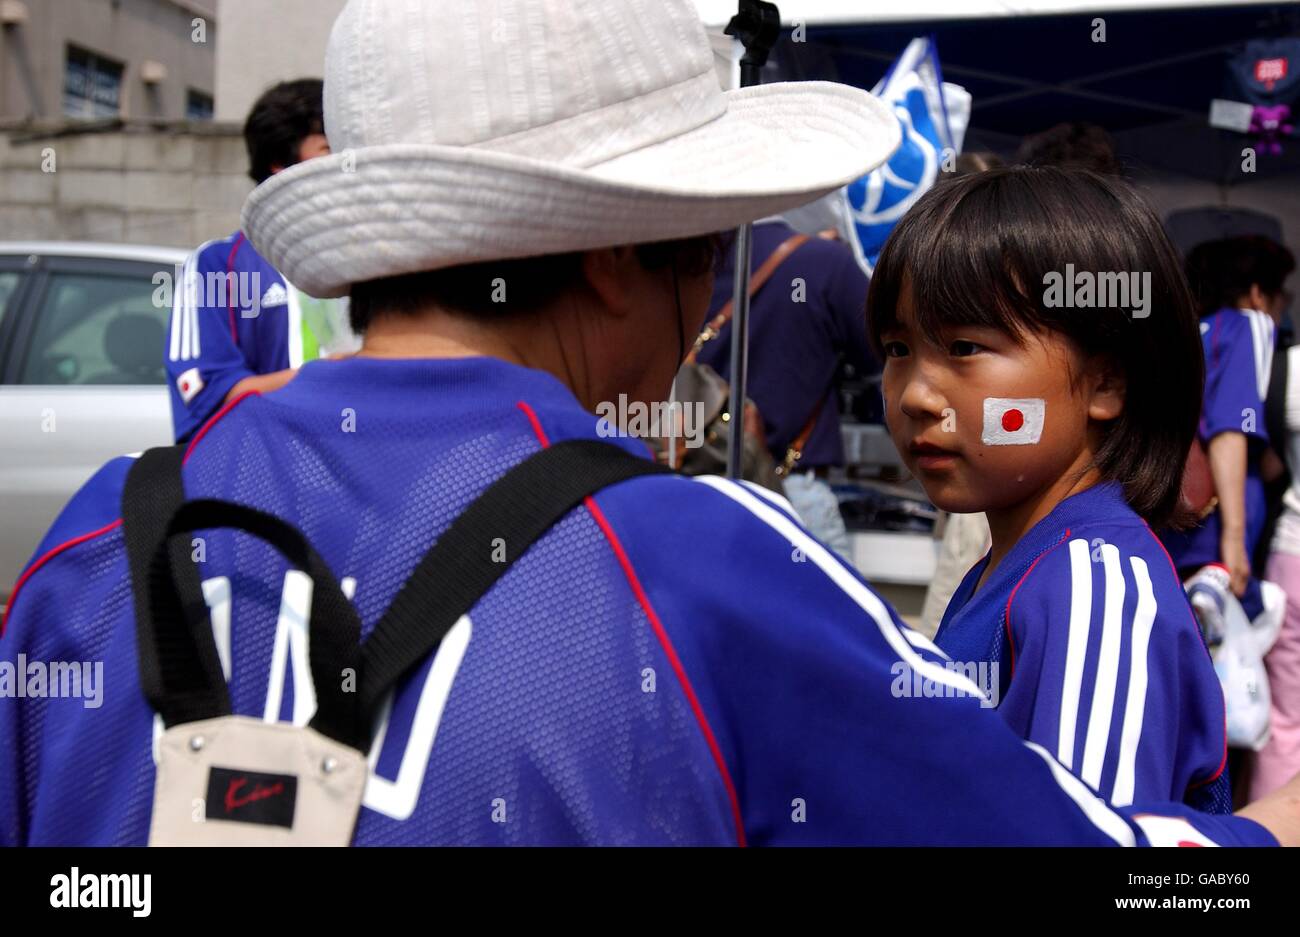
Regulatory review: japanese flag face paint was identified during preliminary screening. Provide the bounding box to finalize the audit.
[982,397,1045,445]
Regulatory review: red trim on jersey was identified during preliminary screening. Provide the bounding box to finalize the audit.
[183,390,260,463]
[1003,528,1072,678]
[5,388,259,636]
[514,400,748,847]
[1,519,124,636]
[226,232,246,344]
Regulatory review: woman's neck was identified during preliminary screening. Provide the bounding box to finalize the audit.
[356,303,604,412]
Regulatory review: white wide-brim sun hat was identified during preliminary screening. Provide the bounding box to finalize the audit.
[242,0,902,299]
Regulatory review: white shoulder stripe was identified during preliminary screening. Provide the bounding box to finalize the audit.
[1081,542,1125,792]
[694,476,984,699]
[1024,741,1136,846]
[190,281,200,359]
[1245,308,1274,402]
[169,237,232,363]
[168,252,185,362]
[736,479,801,522]
[1057,538,1093,769]
[176,250,194,362]
[1111,556,1157,806]
[903,627,949,659]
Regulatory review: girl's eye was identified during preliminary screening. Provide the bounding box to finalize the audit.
[949,340,982,357]
[883,341,909,359]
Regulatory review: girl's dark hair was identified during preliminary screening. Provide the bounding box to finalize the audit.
[866,166,1203,530]
[244,79,325,184]
[1185,235,1295,317]
[348,233,729,333]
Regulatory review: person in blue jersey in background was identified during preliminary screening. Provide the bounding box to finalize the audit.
[1162,236,1294,622]
[4,0,1300,847]
[164,79,354,442]
[873,167,1232,812]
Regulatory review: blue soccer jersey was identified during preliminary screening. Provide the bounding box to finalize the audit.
[1163,306,1276,570]
[164,232,330,443]
[936,482,1231,813]
[0,357,1272,845]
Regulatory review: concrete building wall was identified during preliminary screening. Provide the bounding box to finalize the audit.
[214,0,343,122]
[0,121,248,248]
[0,0,216,121]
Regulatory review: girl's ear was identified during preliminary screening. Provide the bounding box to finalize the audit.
[1088,356,1126,423]
[1245,283,1270,313]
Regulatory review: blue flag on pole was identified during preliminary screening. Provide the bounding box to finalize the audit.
[842,38,969,274]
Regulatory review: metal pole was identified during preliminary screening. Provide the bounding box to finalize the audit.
[723,0,780,480]
[725,221,753,478]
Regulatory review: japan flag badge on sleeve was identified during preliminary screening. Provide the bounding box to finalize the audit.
[177,367,204,405]
[982,397,1045,445]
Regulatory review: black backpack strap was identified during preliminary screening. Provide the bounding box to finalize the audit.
[356,439,670,727]
[121,446,232,728]
[122,437,671,754]
[157,500,366,746]
[122,448,365,745]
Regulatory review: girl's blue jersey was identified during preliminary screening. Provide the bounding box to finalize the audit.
[1,357,1270,845]
[937,482,1231,813]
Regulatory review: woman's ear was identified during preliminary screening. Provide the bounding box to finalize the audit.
[1088,356,1126,423]
[581,247,641,319]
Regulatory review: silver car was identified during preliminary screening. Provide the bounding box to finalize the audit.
[0,242,184,606]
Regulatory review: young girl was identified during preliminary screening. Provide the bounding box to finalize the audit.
[869,166,1231,812]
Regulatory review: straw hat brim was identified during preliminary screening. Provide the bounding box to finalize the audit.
[242,81,901,298]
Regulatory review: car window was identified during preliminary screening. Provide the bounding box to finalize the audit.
[19,270,168,385]
[0,271,22,331]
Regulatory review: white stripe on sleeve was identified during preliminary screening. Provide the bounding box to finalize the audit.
[168,257,184,362]
[1057,537,1093,769]
[189,272,201,360]
[694,476,984,699]
[1081,542,1125,792]
[176,253,193,362]
[1111,556,1157,807]
[1023,742,1136,846]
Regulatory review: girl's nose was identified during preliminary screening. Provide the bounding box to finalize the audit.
[897,371,949,422]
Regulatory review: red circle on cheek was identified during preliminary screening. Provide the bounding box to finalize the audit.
[1001,408,1024,432]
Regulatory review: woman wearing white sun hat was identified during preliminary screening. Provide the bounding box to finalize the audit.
[4,0,1300,846]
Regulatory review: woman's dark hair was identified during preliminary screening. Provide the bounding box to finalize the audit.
[244,79,325,184]
[348,233,730,334]
[1016,122,1122,176]
[866,166,1203,529]
[1184,235,1295,317]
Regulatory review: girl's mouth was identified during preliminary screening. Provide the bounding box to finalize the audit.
[908,440,960,471]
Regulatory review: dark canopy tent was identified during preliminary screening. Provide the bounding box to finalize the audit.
[704,1,1300,183]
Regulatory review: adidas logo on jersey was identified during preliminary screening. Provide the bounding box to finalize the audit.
[261,282,289,308]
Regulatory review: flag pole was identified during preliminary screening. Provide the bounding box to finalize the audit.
[723,0,781,480]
